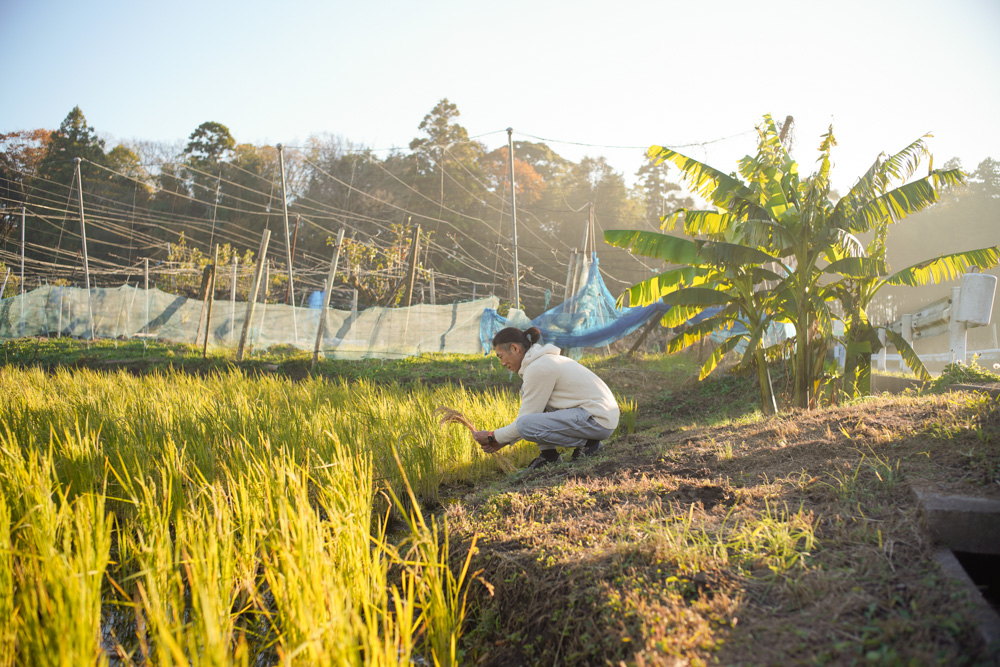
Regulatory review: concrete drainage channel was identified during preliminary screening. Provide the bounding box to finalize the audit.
[914,487,1000,655]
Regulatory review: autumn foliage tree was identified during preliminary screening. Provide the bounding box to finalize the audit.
[0,129,50,243]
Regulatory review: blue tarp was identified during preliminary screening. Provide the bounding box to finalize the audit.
[478,256,794,355]
[480,255,672,352]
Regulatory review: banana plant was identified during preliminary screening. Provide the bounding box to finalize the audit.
[607,115,995,409]
[605,230,787,415]
[618,116,847,409]
[829,219,999,395]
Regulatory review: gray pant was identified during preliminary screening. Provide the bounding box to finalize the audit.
[516,408,615,452]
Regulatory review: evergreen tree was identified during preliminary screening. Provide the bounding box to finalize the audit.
[634,155,693,231]
[37,106,107,187]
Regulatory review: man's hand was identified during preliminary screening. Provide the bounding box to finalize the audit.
[473,430,503,453]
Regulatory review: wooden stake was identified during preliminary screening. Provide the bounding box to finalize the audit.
[229,255,238,343]
[625,318,660,358]
[194,262,214,344]
[313,229,345,368]
[564,249,578,301]
[403,224,421,308]
[237,230,271,361]
[203,245,219,359]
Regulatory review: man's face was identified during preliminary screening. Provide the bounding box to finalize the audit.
[494,343,523,372]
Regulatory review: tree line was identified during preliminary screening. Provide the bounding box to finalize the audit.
[0,100,693,312]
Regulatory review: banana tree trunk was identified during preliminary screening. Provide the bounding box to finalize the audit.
[794,305,811,409]
[844,314,874,396]
[755,347,777,416]
[843,323,872,397]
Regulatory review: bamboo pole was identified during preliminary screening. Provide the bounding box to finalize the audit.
[237,230,271,361]
[313,229,345,368]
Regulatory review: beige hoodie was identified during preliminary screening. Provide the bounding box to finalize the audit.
[494,343,620,444]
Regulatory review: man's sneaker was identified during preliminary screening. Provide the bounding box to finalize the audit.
[571,440,604,461]
[527,450,561,469]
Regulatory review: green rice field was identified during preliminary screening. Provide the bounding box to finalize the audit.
[0,364,626,666]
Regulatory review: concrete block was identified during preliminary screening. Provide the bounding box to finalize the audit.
[914,489,1000,554]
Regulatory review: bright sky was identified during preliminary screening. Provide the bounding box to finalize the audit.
[4,0,999,194]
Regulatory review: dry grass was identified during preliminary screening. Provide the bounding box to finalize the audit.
[445,389,1000,665]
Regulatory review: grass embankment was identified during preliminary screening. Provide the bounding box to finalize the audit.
[2,339,999,664]
[0,337,515,388]
[446,361,1000,665]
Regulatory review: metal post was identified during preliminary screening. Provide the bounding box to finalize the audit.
[276,144,297,342]
[73,158,95,339]
[429,271,436,306]
[20,207,25,334]
[209,174,221,249]
[143,258,149,337]
[949,285,967,365]
[313,229,345,367]
[287,214,300,304]
[255,260,270,351]
[237,230,271,361]
[506,128,520,310]
[124,276,138,338]
[57,287,64,337]
[1,269,9,299]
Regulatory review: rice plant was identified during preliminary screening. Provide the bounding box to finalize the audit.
[0,366,520,665]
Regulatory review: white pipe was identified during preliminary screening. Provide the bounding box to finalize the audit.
[901,314,913,373]
[949,286,967,365]
[877,328,887,371]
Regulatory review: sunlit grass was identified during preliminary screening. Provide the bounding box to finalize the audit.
[0,366,547,665]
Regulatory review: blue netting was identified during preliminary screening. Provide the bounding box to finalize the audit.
[480,255,673,352]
